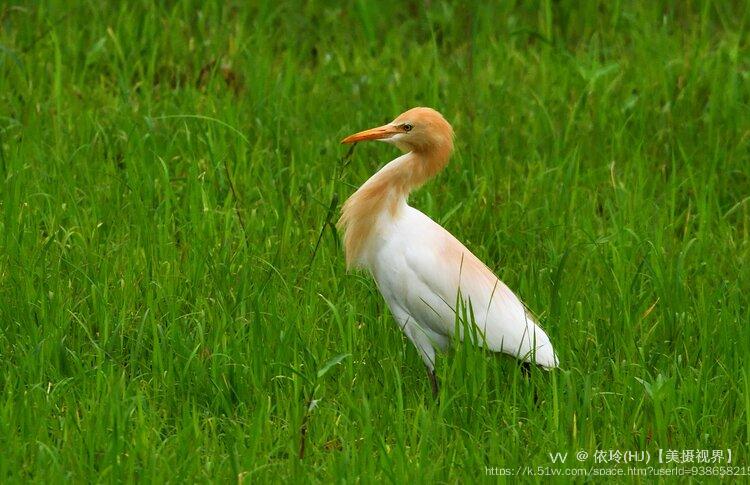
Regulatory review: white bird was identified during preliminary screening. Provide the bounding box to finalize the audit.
[339,107,558,396]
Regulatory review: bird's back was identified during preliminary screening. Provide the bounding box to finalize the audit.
[368,205,558,368]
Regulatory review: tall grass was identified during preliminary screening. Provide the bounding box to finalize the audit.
[1,0,748,481]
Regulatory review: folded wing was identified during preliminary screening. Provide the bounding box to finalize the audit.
[390,208,558,368]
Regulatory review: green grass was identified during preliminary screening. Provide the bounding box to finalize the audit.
[1,0,749,482]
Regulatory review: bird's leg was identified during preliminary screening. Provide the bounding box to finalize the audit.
[521,361,532,379]
[428,368,439,399]
[520,362,540,405]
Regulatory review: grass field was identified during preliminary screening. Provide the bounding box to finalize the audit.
[1,0,749,482]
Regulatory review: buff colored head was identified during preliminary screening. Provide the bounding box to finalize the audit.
[341,107,454,155]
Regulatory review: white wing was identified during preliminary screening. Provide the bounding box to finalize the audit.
[369,205,558,368]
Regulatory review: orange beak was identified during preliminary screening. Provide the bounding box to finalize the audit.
[341,124,400,144]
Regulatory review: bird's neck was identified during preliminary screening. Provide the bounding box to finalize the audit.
[338,147,451,268]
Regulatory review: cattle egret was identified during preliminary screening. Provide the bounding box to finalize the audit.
[339,107,558,397]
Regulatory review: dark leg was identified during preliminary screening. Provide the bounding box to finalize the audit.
[521,361,532,379]
[428,368,439,399]
[520,362,540,404]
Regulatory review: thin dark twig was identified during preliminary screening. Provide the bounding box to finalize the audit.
[223,157,250,248]
[298,396,313,459]
[340,143,356,169]
[309,192,339,267]
[0,129,6,175]
[154,116,251,249]
[296,143,356,286]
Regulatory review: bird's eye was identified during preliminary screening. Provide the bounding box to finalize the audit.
[402,123,413,132]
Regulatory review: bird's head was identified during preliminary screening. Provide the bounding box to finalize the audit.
[341,107,454,155]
